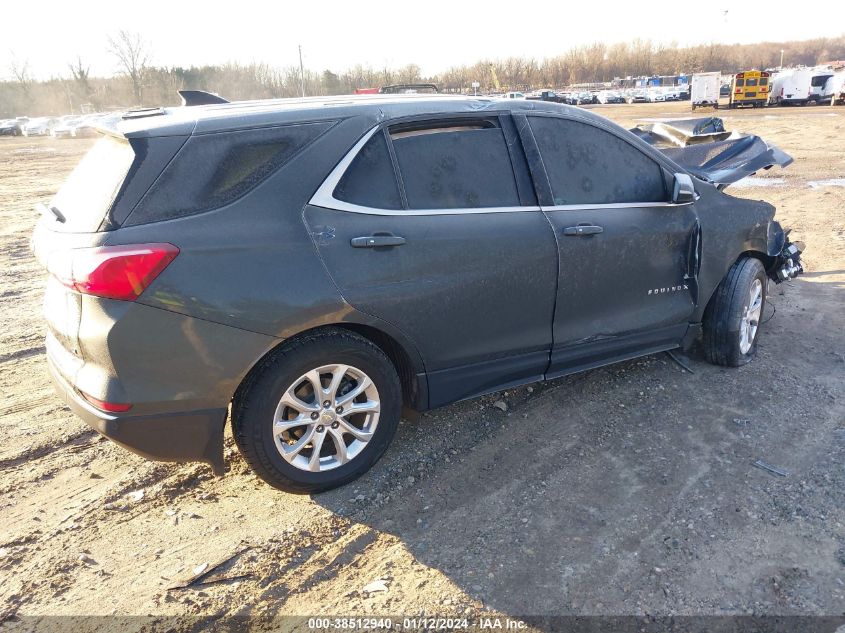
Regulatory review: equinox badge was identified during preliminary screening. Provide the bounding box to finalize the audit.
[648,284,689,295]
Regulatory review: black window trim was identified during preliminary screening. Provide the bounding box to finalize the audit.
[516,112,693,210]
[310,113,542,216]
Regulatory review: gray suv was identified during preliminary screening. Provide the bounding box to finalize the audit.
[33,95,802,492]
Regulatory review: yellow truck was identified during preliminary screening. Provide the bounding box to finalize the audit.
[728,70,770,108]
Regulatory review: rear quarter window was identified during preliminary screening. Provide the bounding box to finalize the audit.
[127,121,333,225]
[334,131,402,209]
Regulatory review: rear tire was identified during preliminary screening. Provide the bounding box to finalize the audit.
[232,329,402,493]
[703,258,768,367]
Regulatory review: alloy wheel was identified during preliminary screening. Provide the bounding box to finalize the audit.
[272,364,380,472]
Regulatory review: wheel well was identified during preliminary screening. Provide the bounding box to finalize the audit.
[701,251,771,320]
[739,250,775,273]
[233,324,425,413]
[333,323,423,410]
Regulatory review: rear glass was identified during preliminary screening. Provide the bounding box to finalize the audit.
[736,78,745,87]
[50,135,135,232]
[746,78,758,87]
[128,121,332,225]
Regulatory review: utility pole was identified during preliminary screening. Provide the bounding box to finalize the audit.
[298,44,306,97]
[780,49,785,68]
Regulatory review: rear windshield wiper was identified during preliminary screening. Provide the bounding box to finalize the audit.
[35,202,66,223]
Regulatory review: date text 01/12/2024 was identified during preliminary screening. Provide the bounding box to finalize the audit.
[306,617,528,630]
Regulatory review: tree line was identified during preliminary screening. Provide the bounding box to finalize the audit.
[3,32,844,117]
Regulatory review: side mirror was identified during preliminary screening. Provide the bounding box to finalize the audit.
[672,173,697,204]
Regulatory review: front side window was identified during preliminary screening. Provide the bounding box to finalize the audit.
[390,124,520,209]
[528,116,666,206]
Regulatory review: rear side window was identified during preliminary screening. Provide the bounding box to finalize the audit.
[128,121,333,225]
[391,125,519,209]
[334,131,402,209]
[50,135,136,232]
[528,116,666,205]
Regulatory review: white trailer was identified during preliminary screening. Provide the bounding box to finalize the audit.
[771,67,835,105]
[691,72,720,110]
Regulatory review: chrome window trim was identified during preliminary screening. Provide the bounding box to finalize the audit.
[308,124,540,216]
[541,200,694,211]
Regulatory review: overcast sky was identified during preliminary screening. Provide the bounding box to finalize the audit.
[3,0,843,80]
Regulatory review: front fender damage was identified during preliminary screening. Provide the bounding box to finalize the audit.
[767,220,804,283]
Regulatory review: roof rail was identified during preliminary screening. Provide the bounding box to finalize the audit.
[122,107,166,119]
[178,90,230,106]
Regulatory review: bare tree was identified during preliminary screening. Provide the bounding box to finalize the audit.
[68,55,95,108]
[10,57,33,100]
[68,56,90,86]
[107,30,149,105]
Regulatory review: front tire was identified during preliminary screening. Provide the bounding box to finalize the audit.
[703,258,767,367]
[232,329,402,493]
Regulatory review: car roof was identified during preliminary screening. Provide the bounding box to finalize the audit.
[113,94,609,138]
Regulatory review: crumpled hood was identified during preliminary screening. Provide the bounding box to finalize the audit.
[631,117,793,186]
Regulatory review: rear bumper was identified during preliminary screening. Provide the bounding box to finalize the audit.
[48,356,227,474]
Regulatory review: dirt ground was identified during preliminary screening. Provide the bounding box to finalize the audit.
[0,101,843,630]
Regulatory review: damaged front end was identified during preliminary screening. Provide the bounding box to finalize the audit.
[635,117,804,284]
[768,222,805,283]
[632,117,793,187]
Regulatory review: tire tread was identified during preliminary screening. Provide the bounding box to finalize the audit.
[703,257,766,367]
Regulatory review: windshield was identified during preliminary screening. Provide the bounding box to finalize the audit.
[49,134,135,232]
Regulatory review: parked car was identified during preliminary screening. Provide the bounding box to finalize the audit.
[574,91,594,105]
[32,95,803,493]
[22,117,58,136]
[646,89,666,102]
[0,119,21,136]
[50,115,84,138]
[626,89,648,103]
[596,90,625,104]
[526,90,566,103]
[70,114,121,137]
[500,91,526,99]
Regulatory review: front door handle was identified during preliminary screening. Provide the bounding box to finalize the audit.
[350,235,406,248]
[562,224,603,237]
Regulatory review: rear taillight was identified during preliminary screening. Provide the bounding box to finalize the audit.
[80,391,132,413]
[48,243,179,302]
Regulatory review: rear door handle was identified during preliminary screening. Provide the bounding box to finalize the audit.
[562,224,603,236]
[350,235,406,248]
